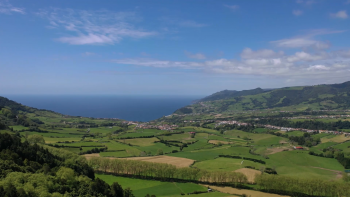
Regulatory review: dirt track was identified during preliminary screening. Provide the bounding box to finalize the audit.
[311,166,343,179]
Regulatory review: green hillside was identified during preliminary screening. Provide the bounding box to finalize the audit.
[175,81,350,114]
[198,88,269,102]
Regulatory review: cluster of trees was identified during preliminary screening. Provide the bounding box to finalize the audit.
[289,133,321,147]
[215,124,255,133]
[256,174,350,197]
[0,122,7,130]
[88,157,248,186]
[218,155,266,164]
[0,133,136,197]
[80,147,108,155]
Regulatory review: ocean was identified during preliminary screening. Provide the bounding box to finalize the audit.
[3,95,201,122]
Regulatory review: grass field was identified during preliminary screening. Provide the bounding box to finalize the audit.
[268,151,344,180]
[96,174,230,197]
[118,137,159,146]
[10,125,29,131]
[321,134,350,143]
[169,146,263,161]
[193,157,264,172]
[202,185,288,197]
[287,131,304,136]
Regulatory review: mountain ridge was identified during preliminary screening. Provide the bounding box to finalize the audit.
[175,81,350,115]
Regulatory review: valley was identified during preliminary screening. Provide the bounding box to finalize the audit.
[1,82,350,197]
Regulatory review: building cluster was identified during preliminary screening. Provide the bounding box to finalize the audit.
[216,121,350,136]
[134,123,178,131]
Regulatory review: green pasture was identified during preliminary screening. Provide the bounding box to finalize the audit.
[169,146,263,161]
[333,141,350,153]
[268,151,344,180]
[118,137,159,146]
[44,137,82,144]
[193,157,264,172]
[309,142,337,153]
[118,129,163,138]
[313,133,331,139]
[137,142,179,155]
[96,174,227,197]
[224,130,287,146]
[253,128,268,133]
[183,139,215,151]
[287,131,305,136]
[99,151,137,157]
[161,133,196,142]
[9,125,29,131]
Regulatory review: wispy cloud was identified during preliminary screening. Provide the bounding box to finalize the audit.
[0,0,25,14]
[37,8,156,45]
[272,38,330,49]
[296,0,315,5]
[159,17,208,28]
[82,52,95,56]
[178,20,207,28]
[224,4,239,11]
[330,10,348,19]
[241,48,284,59]
[110,47,350,81]
[293,10,303,16]
[271,29,344,50]
[184,51,206,59]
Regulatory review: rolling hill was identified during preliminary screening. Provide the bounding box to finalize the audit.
[175,81,350,114]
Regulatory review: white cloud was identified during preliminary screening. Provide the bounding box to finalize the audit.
[272,38,330,49]
[37,8,156,45]
[307,65,330,70]
[330,10,348,19]
[293,10,303,16]
[287,51,328,62]
[185,51,206,59]
[240,48,284,59]
[224,4,239,10]
[0,0,25,14]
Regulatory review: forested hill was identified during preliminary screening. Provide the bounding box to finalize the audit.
[175,81,350,114]
[0,96,59,115]
[0,96,62,129]
[198,88,268,102]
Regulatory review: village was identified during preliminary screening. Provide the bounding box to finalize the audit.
[215,120,350,137]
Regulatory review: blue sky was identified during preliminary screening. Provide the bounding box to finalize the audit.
[1,0,350,95]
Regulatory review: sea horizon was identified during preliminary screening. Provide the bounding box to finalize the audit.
[2,94,204,122]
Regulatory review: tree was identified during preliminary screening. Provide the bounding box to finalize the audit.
[110,182,124,197]
[56,167,76,186]
[4,183,18,197]
[124,188,134,197]
[27,134,45,144]
[157,149,163,155]
[90,178,111,197]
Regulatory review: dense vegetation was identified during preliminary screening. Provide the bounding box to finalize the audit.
[256,174,350,197]
[88,157,248,186]
[0,133,135,197]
